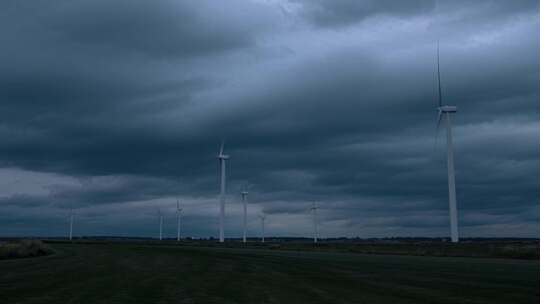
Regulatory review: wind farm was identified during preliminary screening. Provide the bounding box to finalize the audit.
[1,0,540,303]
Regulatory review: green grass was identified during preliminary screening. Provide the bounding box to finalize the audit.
[1,243,539,303]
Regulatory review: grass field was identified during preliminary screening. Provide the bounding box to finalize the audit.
[1,242,539,303]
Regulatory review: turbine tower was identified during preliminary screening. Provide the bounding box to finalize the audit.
[217,141,229,243]
[176,199,183,242]
[436,41,459,243]
[259,214,266,243]
[241,188,248,243]
[68,205,74,241]
[310,202,319,243]
[158,208,163,241]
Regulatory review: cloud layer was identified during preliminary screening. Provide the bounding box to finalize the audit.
[1,0,539,238]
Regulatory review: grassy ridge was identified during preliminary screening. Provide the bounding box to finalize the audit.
[1,242,539,303]
[0,240,53,260]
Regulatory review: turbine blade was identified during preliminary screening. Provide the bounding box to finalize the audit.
[219,140,224,155]
[434,110,443,152]
[437,40,443,108]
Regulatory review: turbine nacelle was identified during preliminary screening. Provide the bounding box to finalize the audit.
[218,154,230,160]
[438,105,457,113]
[218,141,229,160]
[437,105,457,128]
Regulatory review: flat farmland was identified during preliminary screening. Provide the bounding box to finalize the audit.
[1,242,539,303]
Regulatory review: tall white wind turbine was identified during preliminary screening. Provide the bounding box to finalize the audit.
[176,199,183,242]
[241,188,249,243]
[310,202,319,243]
[435,41,459,243]
[259,214,266,243]
[217,141,230,243]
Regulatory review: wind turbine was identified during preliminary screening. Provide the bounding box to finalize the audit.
[241,188,249,243]
[259,214,266,243]
[68,205,74,241]
[176,199,183,242]
[217,141,230,243]
[157,208,163,241]
[435,40,459,243]
[310,202,319,243]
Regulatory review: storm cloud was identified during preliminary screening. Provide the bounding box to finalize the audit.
[0,0,539,238]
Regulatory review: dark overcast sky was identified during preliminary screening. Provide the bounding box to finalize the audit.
[1,0,539,238]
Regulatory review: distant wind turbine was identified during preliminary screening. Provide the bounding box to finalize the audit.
[310,202,319,243]
[176,199,183,242]
[241,187,249,243]
[217,141,230,243]
[259,214,266,243]
[68,205,74,241]
[435,40,459,243]
[157,208,163,241]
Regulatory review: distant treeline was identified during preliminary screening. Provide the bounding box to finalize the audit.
[31,237,540,260]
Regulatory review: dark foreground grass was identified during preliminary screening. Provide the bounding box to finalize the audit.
[1,243,539,303]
